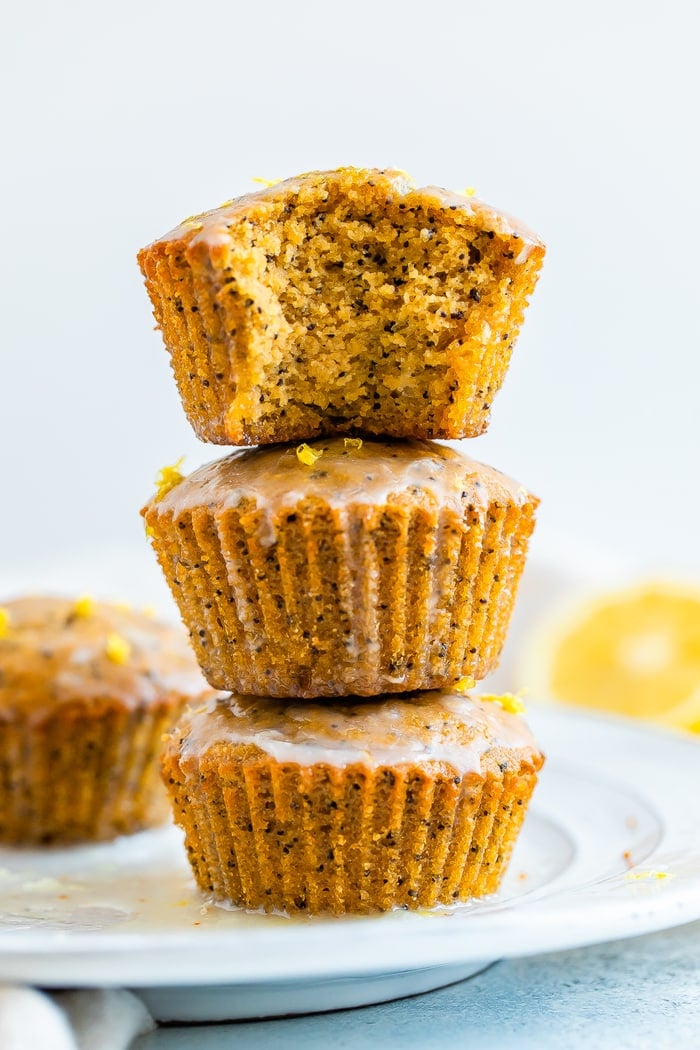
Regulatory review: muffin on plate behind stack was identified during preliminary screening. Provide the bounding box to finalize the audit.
[139,167,545,914]
[0,596,213,845]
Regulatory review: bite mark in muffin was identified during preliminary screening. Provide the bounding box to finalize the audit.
[138,168,544,445]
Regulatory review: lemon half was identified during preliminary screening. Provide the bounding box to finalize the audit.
[519,582,700,732]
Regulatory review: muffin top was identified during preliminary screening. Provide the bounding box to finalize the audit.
[0,596,211,718]
[145,438,534,527]
[142,167,544,260]
[176,689,544,778]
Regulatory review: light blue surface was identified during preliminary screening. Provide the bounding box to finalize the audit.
[135,920,700,1049]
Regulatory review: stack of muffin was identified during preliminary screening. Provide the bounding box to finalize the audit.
[139,168,546,915]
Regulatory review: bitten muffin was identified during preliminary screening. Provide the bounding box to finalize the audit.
[161,688,544,914]
[138,167,545,446]
[143,438,538,698]
[0,596,213,844]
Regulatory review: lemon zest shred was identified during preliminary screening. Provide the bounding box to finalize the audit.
[72,595,95,619]
[180,212,206,228]
[0,608,10,639]
[480,692,527,715]
[625,870,673,882]
[105,633,132,665]
[454,676,476,693]
[154,457,186,501]
[344,437,363,451]
[251,177,282,188]
[145,523,156,538]
[463,186,477,198]
[296,444,323,467]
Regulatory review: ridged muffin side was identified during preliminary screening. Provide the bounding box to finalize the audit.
[0,699,177,844]
[143,439,538,697]
[161,691,544,914]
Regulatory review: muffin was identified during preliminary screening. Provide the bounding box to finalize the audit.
[137,167,545,446]
[143,438,538,698]
[0,595,213,844]
[161,688,544,914]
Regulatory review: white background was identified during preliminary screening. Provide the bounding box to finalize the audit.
[2,0,699,592]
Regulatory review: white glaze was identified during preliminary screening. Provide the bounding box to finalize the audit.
[180,690,540,773]
[152,438,529,535]
[0,596,211,717]
[153,169,544,258]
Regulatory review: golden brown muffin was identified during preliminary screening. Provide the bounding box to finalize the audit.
[138,167,545,446]
[161,689,544,914]
[143,438,538,697]
[0,596,213,845]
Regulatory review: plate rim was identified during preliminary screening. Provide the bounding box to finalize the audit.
[0,704,698,986]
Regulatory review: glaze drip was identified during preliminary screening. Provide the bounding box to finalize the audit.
[151,437,529,526]
[181,689,541,773]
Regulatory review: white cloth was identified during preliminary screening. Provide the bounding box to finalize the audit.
[0,987,155,1050]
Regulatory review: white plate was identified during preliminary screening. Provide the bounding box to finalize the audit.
[0,705,698,1021]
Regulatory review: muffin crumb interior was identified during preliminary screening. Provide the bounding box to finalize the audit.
[143,170,543,444]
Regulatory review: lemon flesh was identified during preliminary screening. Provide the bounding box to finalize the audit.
[529,584,700,731]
